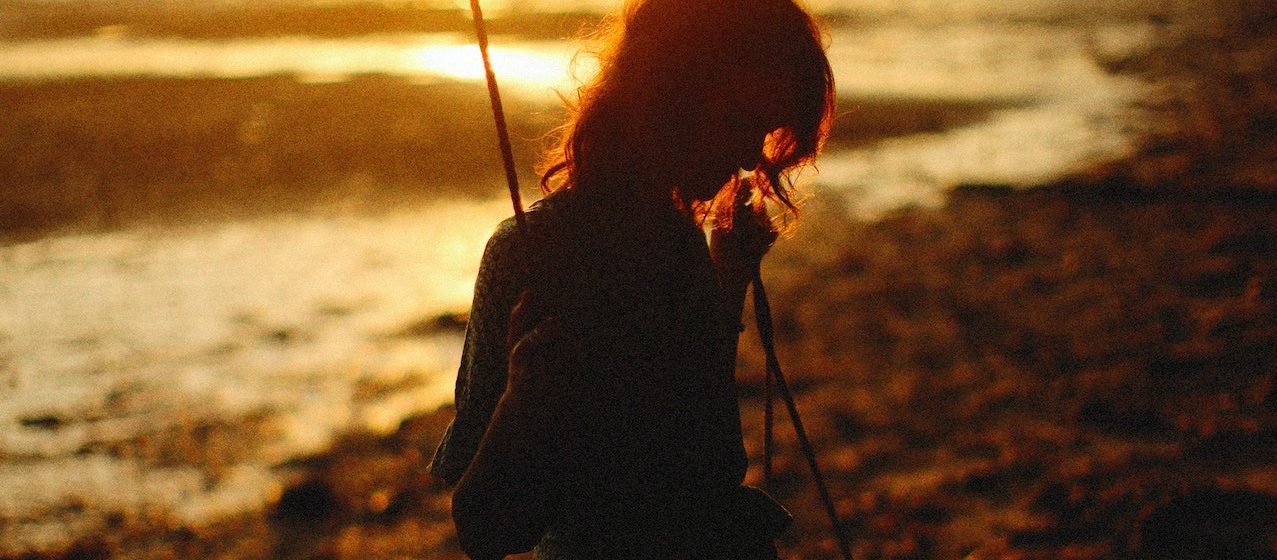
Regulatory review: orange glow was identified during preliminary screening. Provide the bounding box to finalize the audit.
[411,41,591,95]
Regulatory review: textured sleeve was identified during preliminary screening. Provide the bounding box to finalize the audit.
[428,217,527,485]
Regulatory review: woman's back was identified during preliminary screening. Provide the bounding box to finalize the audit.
[432,189,749,557]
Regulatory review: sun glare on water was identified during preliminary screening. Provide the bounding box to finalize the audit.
[411,41,593,98]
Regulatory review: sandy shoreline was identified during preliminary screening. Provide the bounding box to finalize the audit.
[7,175,1273,559]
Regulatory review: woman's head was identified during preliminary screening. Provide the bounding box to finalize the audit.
[540,0,835,222]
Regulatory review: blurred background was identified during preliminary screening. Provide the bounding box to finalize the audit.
[1,1,1274,558]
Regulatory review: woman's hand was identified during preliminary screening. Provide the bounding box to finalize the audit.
[710,182,779,289]
[455,289,574,560]
[506,289,577,394]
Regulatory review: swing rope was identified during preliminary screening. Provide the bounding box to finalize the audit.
[468,0,528,234]
[466,3,851,558]
[755,275,854,560]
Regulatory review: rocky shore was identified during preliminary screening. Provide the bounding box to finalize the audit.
[20,168,1272,560]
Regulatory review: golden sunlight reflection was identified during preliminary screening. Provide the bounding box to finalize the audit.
[0,35,591,100]
[411,41,593,96]
[447,0,514,15]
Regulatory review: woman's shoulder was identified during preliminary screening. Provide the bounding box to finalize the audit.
[527,188,585,225]
[515,190,590,241]
[482,189,585,265]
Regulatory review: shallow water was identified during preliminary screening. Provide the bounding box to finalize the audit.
[0,11,1162,554]
[0,200,508,551]
[816,23,1154,216]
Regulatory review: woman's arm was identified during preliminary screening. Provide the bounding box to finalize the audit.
[428,219,526,485]
[452,293,579,560]
[710,193,779,328]
[451,370,560,560]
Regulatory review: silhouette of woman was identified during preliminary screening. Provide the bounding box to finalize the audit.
[429,0,834,558]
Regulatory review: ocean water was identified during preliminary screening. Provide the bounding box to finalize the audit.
[0,7,1161,553]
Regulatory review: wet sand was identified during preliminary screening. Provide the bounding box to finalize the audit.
[0,74,1020,242]
[0,76,552,239]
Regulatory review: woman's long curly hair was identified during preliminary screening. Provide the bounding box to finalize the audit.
[538,0,835,225]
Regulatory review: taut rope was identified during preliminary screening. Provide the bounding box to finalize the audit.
[755,275,854,560]
[468,0,528,234]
